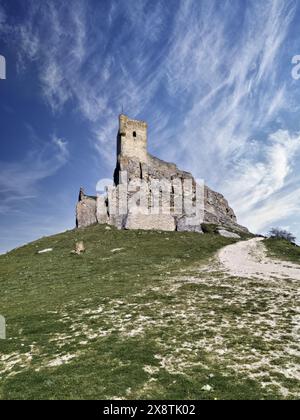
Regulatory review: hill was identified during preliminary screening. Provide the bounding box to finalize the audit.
[0,225,299,400]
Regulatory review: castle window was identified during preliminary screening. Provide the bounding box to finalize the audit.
[133,131,137,138]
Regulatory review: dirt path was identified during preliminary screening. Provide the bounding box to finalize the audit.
[218,237,300,280]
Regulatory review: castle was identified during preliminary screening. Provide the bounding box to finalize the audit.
[76,114,248,234]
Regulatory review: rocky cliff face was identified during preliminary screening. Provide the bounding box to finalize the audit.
[76,114,248,234]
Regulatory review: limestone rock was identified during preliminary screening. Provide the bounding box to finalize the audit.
[110,248,124,253]
[72,241,85,255]
[218,229,241,239]
[38,248,53,254]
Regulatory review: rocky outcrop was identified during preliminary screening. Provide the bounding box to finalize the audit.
[218,229,241,239]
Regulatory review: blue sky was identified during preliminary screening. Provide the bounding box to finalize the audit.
[1,0,300,253]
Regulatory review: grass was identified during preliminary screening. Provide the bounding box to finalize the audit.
[0,226,299,400]
[264,238,300,264]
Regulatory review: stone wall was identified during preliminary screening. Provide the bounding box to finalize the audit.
[76,188,97,228]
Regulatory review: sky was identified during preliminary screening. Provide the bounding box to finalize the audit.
[1,0,300,253]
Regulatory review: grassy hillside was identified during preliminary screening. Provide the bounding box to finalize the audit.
[0,225,235,400]
[0,226,299,400]
[264,238,300,264]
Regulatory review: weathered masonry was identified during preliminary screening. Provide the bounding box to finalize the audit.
[76,114,248,234]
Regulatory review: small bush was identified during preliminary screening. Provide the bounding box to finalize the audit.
[268,228,296,244]
[201,223,219,234]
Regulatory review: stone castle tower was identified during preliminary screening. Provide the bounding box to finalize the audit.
[117,114,148,162]
[76,114,248,234]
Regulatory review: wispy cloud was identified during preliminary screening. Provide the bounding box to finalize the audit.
[0,134,69,213]
[224,129,300,229]
[2,0,300,238]
[241,186,300,233]
[5,0,171,165]
[159,0,299,236]
[0,4,6,24]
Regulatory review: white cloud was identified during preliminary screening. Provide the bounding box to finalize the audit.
[162,0,295,171]
[52,135,69,162]
[224,130,300,229]
[0,4,6,24]
[241,187,300,233]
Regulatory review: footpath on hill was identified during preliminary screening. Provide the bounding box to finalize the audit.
[218,237,300,281]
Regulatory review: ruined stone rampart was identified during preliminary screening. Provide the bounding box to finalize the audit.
[76,115,248,234]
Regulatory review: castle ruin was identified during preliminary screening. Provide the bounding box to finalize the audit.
[76,114,248,234]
